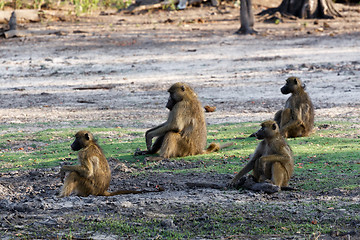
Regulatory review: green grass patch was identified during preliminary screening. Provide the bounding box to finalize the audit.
[66,200,358,239]
[0,120,359,239]
[0,121,359,191]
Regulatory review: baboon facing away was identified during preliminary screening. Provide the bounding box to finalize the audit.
[230,120,294,193]
[141,82,231,160]
[274,77,314,138]
[59,131,163,197]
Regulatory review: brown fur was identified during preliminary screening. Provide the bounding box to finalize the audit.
[230,120,294,192]
[143,82,231,159]
[59,131,163,197]
[274,76,314,138]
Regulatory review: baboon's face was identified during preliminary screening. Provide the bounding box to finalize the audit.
[166,83,187,110]
[166,94,176,110]
[255,121,278,139]
[71,131,92,151]
[281,77,299,95]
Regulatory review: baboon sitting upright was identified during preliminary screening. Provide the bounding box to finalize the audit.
[275,76,314,138]
[59,130,163,197]
[230,120,294,193]
[141,82,231,160]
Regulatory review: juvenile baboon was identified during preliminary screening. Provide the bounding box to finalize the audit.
[230,120,294,193]
[140,82,231,160]
[59,131,163,197]
[274,77,314,138]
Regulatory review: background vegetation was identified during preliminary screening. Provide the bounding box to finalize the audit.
[0,0,359,13]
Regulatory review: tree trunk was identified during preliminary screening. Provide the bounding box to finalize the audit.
[236,0,257,34]
[258,0,341,19]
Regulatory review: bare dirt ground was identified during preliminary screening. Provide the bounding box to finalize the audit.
[0,0,359,239]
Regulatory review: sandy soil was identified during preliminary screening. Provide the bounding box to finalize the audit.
[0,1,359,239]
[0,2,359,128]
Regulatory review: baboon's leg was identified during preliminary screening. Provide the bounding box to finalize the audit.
[76,178,95,197]
[274,110,283,127]
[59,172,79,197]
[253,159,262,182]
[148,135,165,154]
[280,108,291,128]
[271,162,287,187]
[282,108,306,138]
[160,132,188,158]
[287,125,305,138]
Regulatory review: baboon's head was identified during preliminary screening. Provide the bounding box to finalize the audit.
[71,130,94,151]
[281,77,305,95]
[255,120,279,140]
[166,82,196,110]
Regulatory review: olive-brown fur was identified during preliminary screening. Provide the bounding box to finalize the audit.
[60,131,163,197]
[230,120,294,191]
[274,76,314,138]
[144,82,231,159]
[59,131,111,197]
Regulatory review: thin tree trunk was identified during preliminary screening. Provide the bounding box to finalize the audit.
[236,0,257,35]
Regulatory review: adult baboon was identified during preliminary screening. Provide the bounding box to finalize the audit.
[275,77,314,138]
[59,131,163,197]
[230,120,294,192]
[140,82,231,160]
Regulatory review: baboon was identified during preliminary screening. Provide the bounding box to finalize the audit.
[230,120,294,193]
[139,82,231,160]
[59,130,163,197]
[274,76,314,138]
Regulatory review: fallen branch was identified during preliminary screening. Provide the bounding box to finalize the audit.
[186,182,226,190]
[73,85,115,90]
[4,29,67,38]
[0,10,40,24]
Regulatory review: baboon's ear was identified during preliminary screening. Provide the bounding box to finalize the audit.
[181,85,185,91]
[85,133,90,140]
[272,123,277,130]
[293,78,298,85]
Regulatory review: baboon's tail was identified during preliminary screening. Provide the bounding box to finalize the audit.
[204,142,233,154]
[103,186,165,196]
[280,186,297,191]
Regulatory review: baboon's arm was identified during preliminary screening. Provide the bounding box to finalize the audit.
[230,142,264,185]
[146,122,166,133]
[260,154,290,165]
[145,105,184,148]
[60,158,95,178]
[231,160,255,184]
[280,108,304,134]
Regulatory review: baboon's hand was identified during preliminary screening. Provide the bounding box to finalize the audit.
[227,180,236,188]
[145,134,153,151]
[227,176,246,189]
[280,129,288,138]
[134,148,148,156]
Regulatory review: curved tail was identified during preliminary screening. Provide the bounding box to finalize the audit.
[103,186,165,196]
[204,142,233,154]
